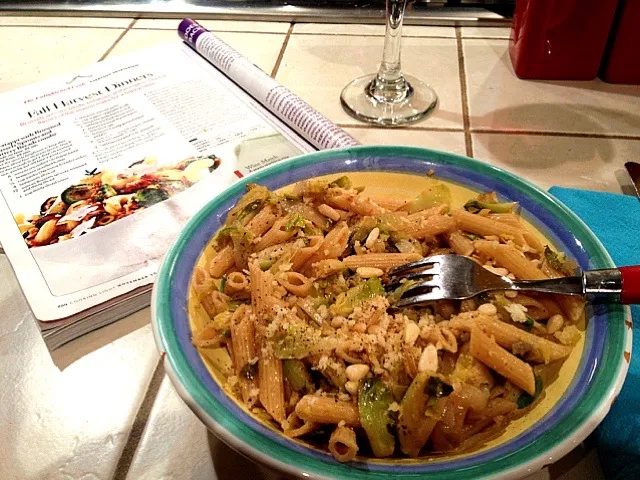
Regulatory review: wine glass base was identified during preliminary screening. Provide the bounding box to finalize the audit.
[340,73,438,126]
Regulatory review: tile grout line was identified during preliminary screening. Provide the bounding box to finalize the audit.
[0,24,129,29]
[99,18,138,62]
[271,23,294,78]
[471,129,640,140]
[112,359,166,480]
[455,27,474,158]
[337,123,465,133]
[130,27,290,35]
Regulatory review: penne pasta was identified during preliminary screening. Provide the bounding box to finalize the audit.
[447,231,475,256]
[224,271,249,295]
[249,261,275,323]
[290,236,323,272]
[230,306,259,405]
[343,252,422,270]
[295,395,361,427]
[259,346,286,425]
[475,241,585,322]
[245,203,278,236]
[413,215,458,240]
[208,245,235,278]
[276,271,312,297]
[303,222,350,266]
[474,241,546,280]
[326,193,386,216]
[369,196,410,211]
[454,209,528,247]
[254,216,297,251]
[470,325,536,395]
[328,425,359,462]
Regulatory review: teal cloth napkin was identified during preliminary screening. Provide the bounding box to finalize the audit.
[549,187,640,479]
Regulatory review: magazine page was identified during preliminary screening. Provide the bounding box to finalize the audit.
[0,42,314,322]
[178,18,360,151]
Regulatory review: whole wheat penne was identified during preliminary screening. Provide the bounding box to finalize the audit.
[284,420,319,439]
[454,313,573,363]
[254,216,297,251]
[447,231,475,256]
[249,261,274,322]
[224,271,249,295]
[413,215,458,240]
[230,306,258,404]
[326,194,386,216]
[454,209,528,246]
[474,241,546,280]
[343,252,422,270]
[304,222,350,266]
[475,241,584,322]
[295,395,361,427]
[470,325,536,395]
[487,213,521,227]
[276,271,312,297]
[209,245,235,278]
[200,290,229,320]
[514,294,550,320]
[245,204,278,236]
[328,425,359,462]
[259,346,286,424]
[192,266,215,298]
[290,236,323,271]
[369,196,410,211]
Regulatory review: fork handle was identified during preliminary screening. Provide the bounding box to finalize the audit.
[512,267,640,304]
[620,266,640,304]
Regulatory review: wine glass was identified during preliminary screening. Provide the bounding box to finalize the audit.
[340,0,438,126]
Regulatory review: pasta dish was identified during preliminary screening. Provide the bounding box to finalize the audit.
[17,154,220,248]
[189,174,584,461]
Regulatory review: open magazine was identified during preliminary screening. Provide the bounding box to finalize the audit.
[0,18,359,349]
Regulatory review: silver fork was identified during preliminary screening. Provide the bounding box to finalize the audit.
[386,254,640,308]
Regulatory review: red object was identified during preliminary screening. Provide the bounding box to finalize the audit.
[509,0,619,80]
[599,0,640,84]
[620,266,640,304]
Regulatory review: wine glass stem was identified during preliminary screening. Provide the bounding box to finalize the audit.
[370,0,410,103]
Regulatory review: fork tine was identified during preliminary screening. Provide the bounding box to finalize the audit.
[386,270,437,290]
[388,255,444,277]
[394,290,444,308]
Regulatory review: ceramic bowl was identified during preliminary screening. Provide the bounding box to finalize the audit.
[152,145,631,479]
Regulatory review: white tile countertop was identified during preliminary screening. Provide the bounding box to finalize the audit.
[1,14,638,480]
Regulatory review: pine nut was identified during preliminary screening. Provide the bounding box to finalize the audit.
[356,267,384,278]
[547,314,564,334]
[346,364,370,382]
[318,203,341,221]
[331,316,345,328]
[478,303,497,316]
[353,322,367,333]
[365,227,380,249]
[418,344,438,373]
[404,321,420,345]
[345,380,359,395]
